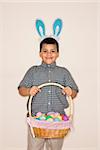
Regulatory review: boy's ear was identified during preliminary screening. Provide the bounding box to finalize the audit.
[39,52,42,58]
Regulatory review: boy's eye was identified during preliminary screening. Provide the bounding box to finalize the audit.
[43,50,47,52]
[42,50,57,53]
[51,50,56,53]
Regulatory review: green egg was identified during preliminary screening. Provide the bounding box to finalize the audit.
[46,115,53,120]
[40,116,46,120]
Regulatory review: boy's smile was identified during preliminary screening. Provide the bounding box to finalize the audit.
[39,44,59,64]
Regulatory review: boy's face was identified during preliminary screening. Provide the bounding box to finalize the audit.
[39,44,59,64]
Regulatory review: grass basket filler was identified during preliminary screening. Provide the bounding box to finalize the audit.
[27,82,73,138]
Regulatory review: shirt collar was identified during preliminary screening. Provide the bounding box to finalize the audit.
[41,62,56,68]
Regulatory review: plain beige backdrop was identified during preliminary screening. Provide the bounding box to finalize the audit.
[0,1,100,150]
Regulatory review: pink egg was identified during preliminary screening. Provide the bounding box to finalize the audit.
[54,112,60,117]
[63,115,69,121]
[36,112,42,117]
[47,112,55,115]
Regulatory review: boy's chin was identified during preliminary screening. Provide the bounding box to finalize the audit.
[43,60,55,64]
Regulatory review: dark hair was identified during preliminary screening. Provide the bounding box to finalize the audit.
[40,37,59,52]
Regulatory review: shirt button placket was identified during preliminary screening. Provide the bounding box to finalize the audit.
[47,68,52,111]
[48,69,51,82]
[48,89,52,112]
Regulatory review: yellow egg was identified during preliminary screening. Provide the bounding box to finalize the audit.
[57,116,62,120]
[46,118,53,122]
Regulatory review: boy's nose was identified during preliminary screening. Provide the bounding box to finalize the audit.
[47,51,52,55]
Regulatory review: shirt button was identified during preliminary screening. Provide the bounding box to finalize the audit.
[48,65,50,67]
[48,90,51,93]
[48,80,51,82]
[49,70,51,73]
[48,102,51,105]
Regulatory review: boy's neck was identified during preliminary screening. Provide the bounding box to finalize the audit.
[41,61,56,68]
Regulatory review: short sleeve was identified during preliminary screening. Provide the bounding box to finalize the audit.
[63,68,79,92]
[18,67,35,89]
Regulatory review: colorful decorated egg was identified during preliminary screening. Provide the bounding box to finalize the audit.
[47,112,55,115]
[56,115,62,120]
[36,118,41,120]
[46,118,54,122]
[36,112,42,117]
[54,112,60,117]
[39,116,46,120]
[46,115,53,120]
[54,118,61,122]
[63,115,69,121]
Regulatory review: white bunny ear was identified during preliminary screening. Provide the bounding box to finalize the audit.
[35,19,45,37]
[53,18,63,37]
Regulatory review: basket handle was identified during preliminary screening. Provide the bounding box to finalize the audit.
[28,82,73,120]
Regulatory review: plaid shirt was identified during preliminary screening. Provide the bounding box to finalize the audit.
[18,62,78,114]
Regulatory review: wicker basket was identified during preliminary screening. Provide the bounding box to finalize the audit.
[27,82,73,138]
[33,128,70,138]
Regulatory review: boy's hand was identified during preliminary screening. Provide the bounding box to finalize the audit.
[29,86,41,96]
[62,86,72,96]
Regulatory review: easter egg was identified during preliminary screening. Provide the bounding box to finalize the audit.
[61,114,65,120]
[36,112,42,117]
[50,114,55,118]
[56,115,62,120]
[36,118,41,120]
[32,114,34,117]
[39,116,46,120]
[54,118,61,122]
[63,115,69,121]
[47,112,55,118]
[33,116,38,119]
[46,115,53,120]
[54,112,60,117]
[47,112,55,115]
[46,118,53,122]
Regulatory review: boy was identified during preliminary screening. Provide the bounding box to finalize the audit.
[18,37,79,150]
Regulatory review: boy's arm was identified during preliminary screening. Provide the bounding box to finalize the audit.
[71,89,78,99]
[18,87,31,96]
[63,68,79,99]
[62,86,78,99]
[18,86,41,97]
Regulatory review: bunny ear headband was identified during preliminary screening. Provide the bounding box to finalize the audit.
[35,18,63,41]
